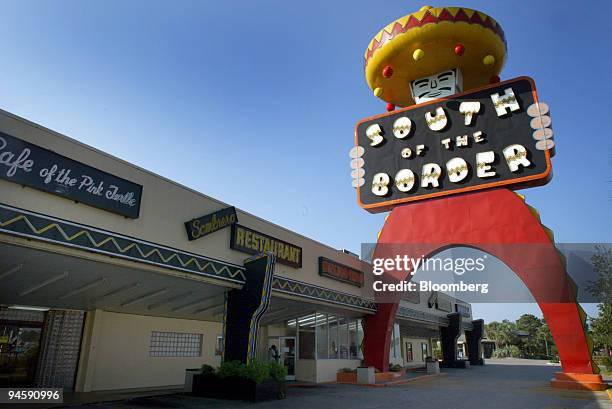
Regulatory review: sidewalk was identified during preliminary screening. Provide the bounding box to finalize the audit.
[32,361,610,409]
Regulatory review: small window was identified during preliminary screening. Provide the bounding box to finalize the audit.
[421,342,429,362]
[149,331,202,357]
[215,335,223,356]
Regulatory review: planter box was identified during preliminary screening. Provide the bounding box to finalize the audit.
[426,361,440,375]
[375,370,405,382]
[184,368,202,393]
[337,372,357,383]
[357,367,376,384]
[337,369,406,384]
[192,374,286,401]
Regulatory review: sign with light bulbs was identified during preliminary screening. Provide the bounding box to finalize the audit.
[351,77,553,213]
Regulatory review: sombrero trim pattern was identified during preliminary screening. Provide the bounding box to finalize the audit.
[364,7,506,66]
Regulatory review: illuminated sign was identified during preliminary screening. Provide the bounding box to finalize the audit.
[318,257,363,287]
[0,132,142,218]
[185,206,237,241]
[352,77,552,213]
[230,224,302,268]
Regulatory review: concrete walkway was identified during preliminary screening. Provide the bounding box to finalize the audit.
[23,360,612,409]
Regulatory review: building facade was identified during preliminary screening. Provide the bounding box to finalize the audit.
[0,109,477,391]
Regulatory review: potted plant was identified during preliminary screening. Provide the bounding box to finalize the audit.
[192,360,287,401]
[336,367,357,383]
[184,364,215,393]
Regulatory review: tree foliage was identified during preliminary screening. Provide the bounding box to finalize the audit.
[586,245,612,304]
[485,315,555,358]
[586,245,612,356]
[590,303,612,356]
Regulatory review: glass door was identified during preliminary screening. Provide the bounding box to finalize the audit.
[279,336,296,381]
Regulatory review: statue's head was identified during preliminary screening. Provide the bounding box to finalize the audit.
[364,6,508,108]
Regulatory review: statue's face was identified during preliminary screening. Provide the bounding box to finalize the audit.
[410,69,463,104]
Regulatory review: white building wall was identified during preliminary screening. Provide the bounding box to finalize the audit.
[76,310,222,392]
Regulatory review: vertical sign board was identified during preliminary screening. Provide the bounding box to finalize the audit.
[224,254,275,364]
[0,132,142,218]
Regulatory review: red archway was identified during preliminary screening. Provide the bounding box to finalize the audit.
[363,188,605,389]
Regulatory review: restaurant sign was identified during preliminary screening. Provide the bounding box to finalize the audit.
[185,206,237,241]
[0,132,142,218]
[318,257,363,287]
[230,224,302,268]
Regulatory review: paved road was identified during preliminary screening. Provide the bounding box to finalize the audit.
[59,361,612,409]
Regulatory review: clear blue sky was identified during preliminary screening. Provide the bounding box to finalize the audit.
[1,1,610,322]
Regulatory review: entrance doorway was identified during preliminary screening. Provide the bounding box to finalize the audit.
[268,336,296,380]
[279,337,296,381]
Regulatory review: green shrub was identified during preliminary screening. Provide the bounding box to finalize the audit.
[338,367,355,373]
[389,364,403,372]
[492,345,521,358]
[267,361,288,381]
[243,360,269,384]
[200,364,216,375]
[217,360,282,384]
[217,360,245,379]
[595,356,612,369]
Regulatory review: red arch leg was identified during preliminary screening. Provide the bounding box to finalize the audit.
[363,188,595,376]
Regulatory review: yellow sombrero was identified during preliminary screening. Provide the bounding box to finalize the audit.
[365,5,507,107]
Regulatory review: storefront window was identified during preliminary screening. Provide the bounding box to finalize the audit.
[328,316,338,359]
[338,317,349,359]
[356,319,364,359]
[298,314,316,359]
[316,314,328,359]
[313,314,362,360]
[348,320,359,359]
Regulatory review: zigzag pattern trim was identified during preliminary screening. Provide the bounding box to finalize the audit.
[0,203,246,283]
[272,276,376,311]
[365,7,506,65]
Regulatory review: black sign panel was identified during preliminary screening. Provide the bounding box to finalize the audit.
[185,206,237,241]
[0,132,142,218]
[354,77,552,213]
[318,257,363,287]
[230,224,302,268]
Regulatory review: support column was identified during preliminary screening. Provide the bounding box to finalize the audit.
[363,303,397,372]
[74,309,103,392]
[440,313,468,368]
[465,319,484,365]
